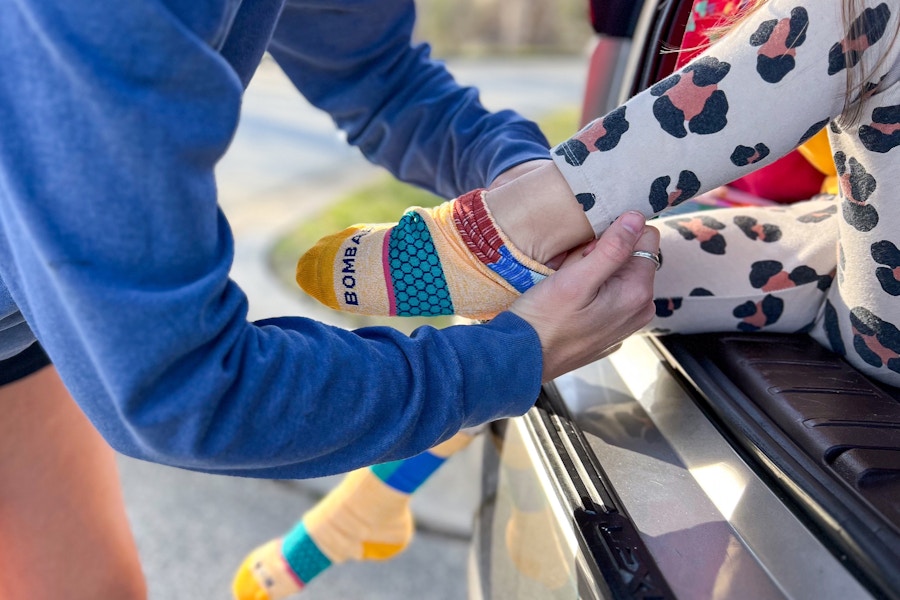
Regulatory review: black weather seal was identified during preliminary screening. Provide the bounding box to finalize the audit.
[575,508,673,600]
[530,386,676,600]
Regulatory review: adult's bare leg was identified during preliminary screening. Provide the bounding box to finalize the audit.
[0,365,147,600]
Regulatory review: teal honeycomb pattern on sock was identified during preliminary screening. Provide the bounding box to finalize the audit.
[387,212,454,316]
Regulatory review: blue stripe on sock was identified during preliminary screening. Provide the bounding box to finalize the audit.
[370,460,403,483]
[488,246,538,293]
[282,522,332,585]
[372,452,446,494]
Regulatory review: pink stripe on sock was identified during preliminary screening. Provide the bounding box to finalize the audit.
[382,228,397,315]
[280,554,306,589]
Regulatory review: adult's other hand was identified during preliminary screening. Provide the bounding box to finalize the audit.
[509,211,659,382]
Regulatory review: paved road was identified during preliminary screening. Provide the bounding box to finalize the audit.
[116,54,586,600]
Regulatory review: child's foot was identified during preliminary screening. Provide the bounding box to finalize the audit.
[231,468,413,600]
[232,538,306,600]
[295,189,552,320]
[232,434,474,600]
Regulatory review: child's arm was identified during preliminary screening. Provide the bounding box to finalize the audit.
[548,0,897,233]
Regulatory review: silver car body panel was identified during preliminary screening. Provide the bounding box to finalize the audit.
[537,335,873,599]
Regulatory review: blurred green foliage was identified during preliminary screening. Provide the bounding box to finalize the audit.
[415,0,593,57]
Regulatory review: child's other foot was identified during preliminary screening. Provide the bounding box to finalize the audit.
[231,433,474,600]
[232,539,304,600]
[295,189,552,320]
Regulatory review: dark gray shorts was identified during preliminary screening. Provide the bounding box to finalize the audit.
[0,341,50,387]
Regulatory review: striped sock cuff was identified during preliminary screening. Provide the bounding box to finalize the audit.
[370,451,447,494]
[281,522,332,585]
[452,189,551,293]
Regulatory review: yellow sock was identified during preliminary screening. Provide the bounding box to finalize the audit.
[296,189,552,320]
[232,433,474,599]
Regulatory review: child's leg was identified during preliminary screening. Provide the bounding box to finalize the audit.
[232,430,476,600]
[0,364,147,600]
[295,154,840,329]
[295,188,563,320]
[296,162,594,320]
[647,196,839,335]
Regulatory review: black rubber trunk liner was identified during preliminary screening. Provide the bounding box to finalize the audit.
[658,332,900,600]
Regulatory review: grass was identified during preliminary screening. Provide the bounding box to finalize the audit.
[268,106,580,332]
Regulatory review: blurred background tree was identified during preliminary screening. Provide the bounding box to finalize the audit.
[414,0,593,56]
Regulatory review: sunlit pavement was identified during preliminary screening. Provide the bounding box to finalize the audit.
[116,54,586,599]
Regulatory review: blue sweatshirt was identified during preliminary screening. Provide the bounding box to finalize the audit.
[0,0,550,477]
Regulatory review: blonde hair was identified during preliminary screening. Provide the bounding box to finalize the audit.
[838,0,898,125]
[701,0,898,125]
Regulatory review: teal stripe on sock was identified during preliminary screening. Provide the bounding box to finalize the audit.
[387,212,454,316]
[371,452,446,494]
[371,460,403,483]
[282,522,332,585]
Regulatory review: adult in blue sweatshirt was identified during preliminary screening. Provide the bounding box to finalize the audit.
[0,1,657,597]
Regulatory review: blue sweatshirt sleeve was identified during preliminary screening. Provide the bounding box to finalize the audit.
[0,1,542,478]
[267,0,551,198]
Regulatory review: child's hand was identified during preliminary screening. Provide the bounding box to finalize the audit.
[509,212,659,382]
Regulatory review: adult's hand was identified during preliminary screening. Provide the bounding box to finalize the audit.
[509,211,659,382]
